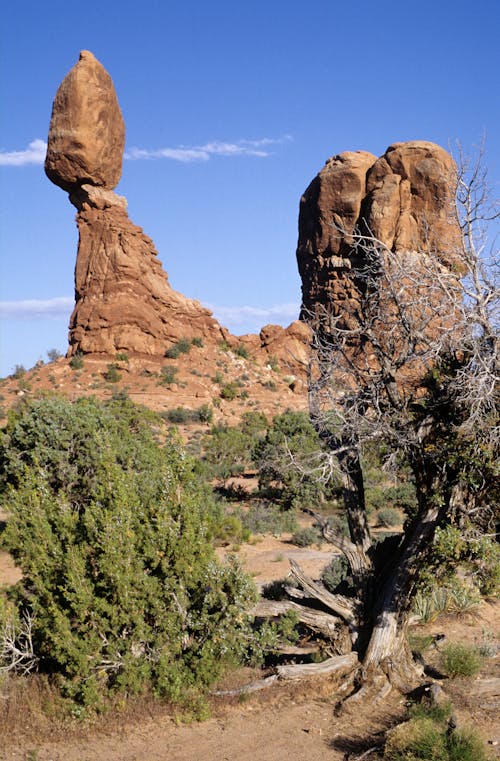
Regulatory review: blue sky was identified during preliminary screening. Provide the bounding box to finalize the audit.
[1,0,499,376]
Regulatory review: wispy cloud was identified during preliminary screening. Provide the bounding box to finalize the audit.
[0,297,299,330]
[0,297,73,320]
[0,139,47,166]
[1,136,292,167]
[125,135,292,163]
[208,302,299,329]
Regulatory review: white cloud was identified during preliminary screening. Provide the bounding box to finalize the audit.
[0,297,73,319]
[125,135,292,163]
[1,136,292,167]
[0,139,47,166]
[208,302,299,329]
[0,297,299,329]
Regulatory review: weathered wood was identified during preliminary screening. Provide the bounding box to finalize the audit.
[289,559,356,623]
[251,598,341,638]
[212,674,278,696]
[277,652,358,680]
[303,507,371,577]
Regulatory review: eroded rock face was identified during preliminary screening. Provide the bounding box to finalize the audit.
[46,51,227,357]
[45,51,125,192]
[68,185,226,355]
[297,141,461,319]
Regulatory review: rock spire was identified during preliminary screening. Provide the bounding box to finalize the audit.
[45,51,226,356]
[296,141,461,319]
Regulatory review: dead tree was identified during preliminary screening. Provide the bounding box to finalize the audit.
[261,148,498,692]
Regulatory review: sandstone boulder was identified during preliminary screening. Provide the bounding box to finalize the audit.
[297,141,461,319]
[45,50,125,192]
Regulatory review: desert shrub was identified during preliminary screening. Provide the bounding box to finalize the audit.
[163,406,193,424]
[262,380,277,391]
[267,355,279,371]
[197,404,213,424]
[220,382,239,401]
[376,507,401,527]
[104,363,121,383]
[254,411,341,509]
[383,482,418,516]
[115,353,129,362]
[0,397,256,706]
[385,712,491,761]
[235,345,249,359]
[202,426,252,484]
[212,371,224,384]
[385,717,448,760]
[47,348,63,361]
[219,341,231,353]
[446,728,493,761]
[417,524,499,607]
[111,387,130,402]
[12,365,26,379]
[240,411,268,437]
[440,643,483,678]
[290,526,321,547]
[238,503,298,537]
[191,337,204,348]
[467,535,500,597]
[165,338,192,358]
[69,353,83,370]
[321,555,351,593]
[160,365,178,386]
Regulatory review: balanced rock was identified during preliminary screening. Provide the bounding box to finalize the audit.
[297,141,461,319]
[45,52,227,357]
[45,50,125,192]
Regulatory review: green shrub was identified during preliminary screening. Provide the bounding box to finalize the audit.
[447,728,492,761]
[290,526,321,547]
[197,404,213,424]
[69,353,84,370]
[376,508,401,527]
[191,337,204,348]
[220,383,239,401]
[254,411,341,509]
[238,503,298,537]
[163,407,193,424]
[321,555,350,593]
[385,715,491,761]
[12,365,26,378]
[385,717,448,760]
[0,397,257,706]
[262,380,277,391]
[165,339,192,358]
[47,349,63,361]
[235,345,249,359]
[104,363,121,383]
[440,643,483,678]
[202,426,251,484]
[160,365,178,386]
[115,353,129,362]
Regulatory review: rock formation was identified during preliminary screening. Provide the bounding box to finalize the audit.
[297,141,461,320]
[45,51,228,357]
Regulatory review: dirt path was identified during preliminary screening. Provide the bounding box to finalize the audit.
[1,689,402,761]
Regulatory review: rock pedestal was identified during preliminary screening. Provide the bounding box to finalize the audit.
[45,51,226,357]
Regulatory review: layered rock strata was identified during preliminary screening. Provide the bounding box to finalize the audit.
[45,51,228,356]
